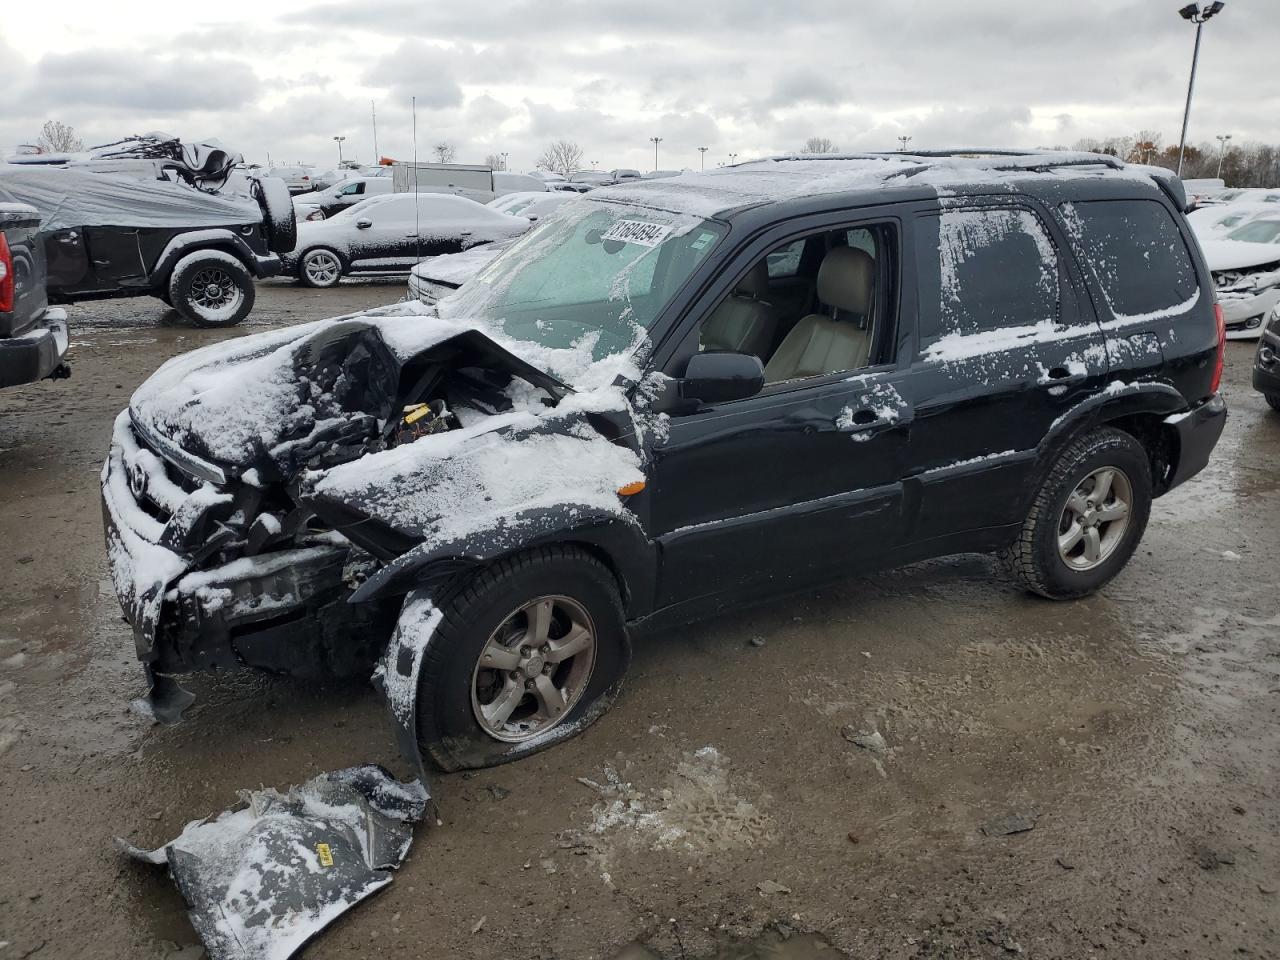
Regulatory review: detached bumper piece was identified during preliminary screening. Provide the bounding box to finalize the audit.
[118,765,429,960]
[0,307,69,388]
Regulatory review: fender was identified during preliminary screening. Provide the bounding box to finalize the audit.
[152,228,281,281]
[346,505,658,615]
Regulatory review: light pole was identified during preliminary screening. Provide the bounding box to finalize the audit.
[649,137,663,171]
[501,151,509,171]
[1176,2,1226,177]
[698,146,708,171]
[1215,134,1231,178]
[333,135,346,165]
[370,101,378,161]
[897,135,912,153]
[728,152,739,165]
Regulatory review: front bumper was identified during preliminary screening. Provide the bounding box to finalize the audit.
[1163,393,1228,491]
[101,412,351,675]
[0,307,69,388]
[1253,321,1280,397]
[1219,287,1280,339]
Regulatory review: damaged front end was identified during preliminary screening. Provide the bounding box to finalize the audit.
[1212,259,1280,337]
[102,307,578,719]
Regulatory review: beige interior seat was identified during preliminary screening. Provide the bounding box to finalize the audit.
[699,261,782,361]
[763,246,875,383]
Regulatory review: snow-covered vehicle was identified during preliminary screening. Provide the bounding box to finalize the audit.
[294,177,394,221]
[282,193,530,288]
[103,151,1226,774]
[1187,200,1279,240]
[487,190,574,222]
[0,167,295,327]
[268,166,317,194]
[492,172,548,197]
[1201,215,1280,339]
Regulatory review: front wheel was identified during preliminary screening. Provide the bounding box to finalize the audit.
[1000,427,1152,600]
[298,248,344,288]
[1265,392,1280,413]
[409,546,630,771]
[168,252,255,327]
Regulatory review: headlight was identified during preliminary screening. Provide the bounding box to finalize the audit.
[306,210,325,221]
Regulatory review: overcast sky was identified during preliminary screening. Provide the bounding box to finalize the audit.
[2,0,1276,173]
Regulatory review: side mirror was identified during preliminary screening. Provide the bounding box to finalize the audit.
[680,351,764,405]
[355,218,372,229]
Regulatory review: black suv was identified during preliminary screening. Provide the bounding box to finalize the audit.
[0,167,295,328]
[0,190,69,388]
[102,151,1226,778]
[1252,308,1280,411]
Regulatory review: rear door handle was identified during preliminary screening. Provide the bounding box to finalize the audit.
[1045,366,1086,384]
[841,407,895,432]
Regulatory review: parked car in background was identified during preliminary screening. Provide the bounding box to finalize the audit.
[1253,305,1280,411]
[571,171,613,186]
[487,190,573,221]
[103,151,1226,769]
[493,172,548,197]
[408,192,574,302]
[1188,201,1277,240]
[642,169,683,180]
[294,177,394,221]
[1201,215,1280,339]
[268,166,317,194]
[0,167,295,327]
[283,192,530,287]
[0,189,69,388]
[609,168,642,182]
[549,181,593,193]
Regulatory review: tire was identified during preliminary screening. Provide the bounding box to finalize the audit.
[297,247,344,288]
[168,251,256,328]
[253,176,297,254]
[410,545,630,772]
[1000,427,1153,600]
[1265,392,1280,413]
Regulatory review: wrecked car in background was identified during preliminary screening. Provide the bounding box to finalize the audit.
[0,165,295,327]
[1200,215,1280,340]
[103,151,1226,775]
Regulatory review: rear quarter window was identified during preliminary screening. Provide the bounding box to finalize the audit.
[1058,199,1198,320]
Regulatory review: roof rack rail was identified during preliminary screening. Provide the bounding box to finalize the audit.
[859,149,1127,171]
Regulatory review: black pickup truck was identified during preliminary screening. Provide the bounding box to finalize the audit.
[0,188,68,389]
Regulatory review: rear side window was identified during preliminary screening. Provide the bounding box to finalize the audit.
[1058,200,1198,319]
[766,238,804,278]
[915,207,1059,347]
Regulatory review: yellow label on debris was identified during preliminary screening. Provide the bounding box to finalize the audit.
[316,843,334,867]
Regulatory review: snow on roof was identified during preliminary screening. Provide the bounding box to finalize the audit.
[591,151,1149,219]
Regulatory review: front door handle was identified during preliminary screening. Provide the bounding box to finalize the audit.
[838,407,895,433]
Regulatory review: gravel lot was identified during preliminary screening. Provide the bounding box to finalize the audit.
[1,281,1277,960]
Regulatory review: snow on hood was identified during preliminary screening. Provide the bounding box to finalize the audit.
[1199,238,1280,272]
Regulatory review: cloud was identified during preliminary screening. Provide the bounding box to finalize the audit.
[31,51,260,113]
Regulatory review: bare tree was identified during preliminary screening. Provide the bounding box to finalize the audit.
[483,153,505,171]
[801,137,839,154]
[432,141,457,164]
[36,120,84,154]
[536,140,584,177]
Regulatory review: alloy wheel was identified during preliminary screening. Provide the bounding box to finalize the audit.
[470,595,597,743]
[1057,466,1133,571]
[303,251,341,285]
[190,268,241,311]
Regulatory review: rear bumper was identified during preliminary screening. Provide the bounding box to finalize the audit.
[1163,393,1228,492]
[0,307,69,388]
[1253,325,1280,397]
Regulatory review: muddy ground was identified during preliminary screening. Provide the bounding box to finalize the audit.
[1,281,1277,960]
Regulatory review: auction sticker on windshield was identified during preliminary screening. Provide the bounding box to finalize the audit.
[601,219,673,247]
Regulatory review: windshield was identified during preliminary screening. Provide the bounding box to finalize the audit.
[438,199,724,365]
[1226,219,1280,244]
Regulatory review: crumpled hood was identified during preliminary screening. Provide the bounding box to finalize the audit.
[128,303,567,477]
[1200,239,1280,272]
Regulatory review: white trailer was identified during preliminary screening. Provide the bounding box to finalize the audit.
[391,162,495,203]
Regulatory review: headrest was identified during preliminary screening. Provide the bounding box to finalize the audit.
[734,260,770,299]
[816,246,874,316]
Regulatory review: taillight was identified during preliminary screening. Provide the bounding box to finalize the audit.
[1210,302,1226,394]
[0,233,13,313]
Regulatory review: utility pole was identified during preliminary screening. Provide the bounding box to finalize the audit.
[371,101,378,162]
[1176,2,1226,177]
[1215,133,1231,179]
[650,136,663,171]
[898,135,912,153]
[698,146,708,171]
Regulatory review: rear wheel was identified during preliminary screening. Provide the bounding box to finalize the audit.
[410,546,630,771]
[1265,392,1280,412]
[168,252,255,328]
[298,248,344,288]
[1001,427,1152,599]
